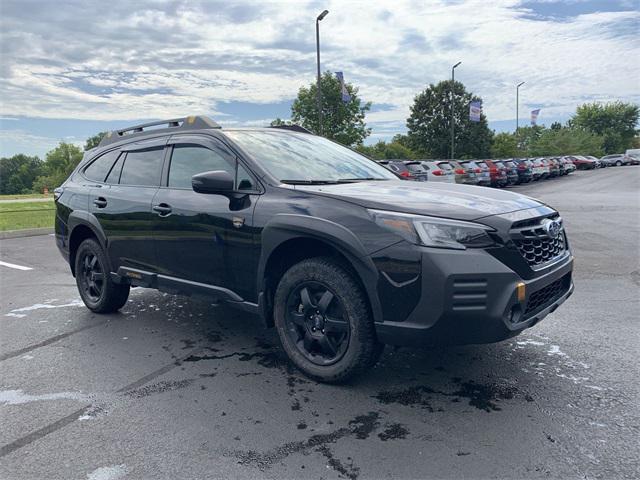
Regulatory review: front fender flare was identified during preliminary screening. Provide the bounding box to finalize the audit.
[257,214,383,324]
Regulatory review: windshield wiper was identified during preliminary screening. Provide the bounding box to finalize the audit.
[337,177,389,182]
[281,179,340,185]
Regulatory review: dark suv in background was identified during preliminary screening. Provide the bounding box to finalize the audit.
[54,116,574,383]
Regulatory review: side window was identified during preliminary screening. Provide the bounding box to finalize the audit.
[105,154,124,184]
[236,163,254,190]
[119,147,164,186]
[168,144,234,189]
[83,150,120,182]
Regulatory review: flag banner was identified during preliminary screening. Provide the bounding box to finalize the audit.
[469,101,482,122]
[531,109,541,125]
[335,72,351,103]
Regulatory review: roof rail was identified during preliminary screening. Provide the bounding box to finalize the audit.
[98,115,221,147]
[268,124,313,134]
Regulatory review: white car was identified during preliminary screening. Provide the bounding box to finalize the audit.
[419,161,456,183]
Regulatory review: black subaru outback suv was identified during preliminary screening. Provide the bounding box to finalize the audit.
[54,116,574,382]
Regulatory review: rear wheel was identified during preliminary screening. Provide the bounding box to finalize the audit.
[75,238,129,313]
[274,257,383,383]
[616,160,622,166]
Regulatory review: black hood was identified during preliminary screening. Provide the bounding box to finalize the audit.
[293,180,545,221]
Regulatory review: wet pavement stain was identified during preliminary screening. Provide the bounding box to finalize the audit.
[227,412,380,473]
[374,385,436,411]
[317,444,360,480]
[125,379,194,399]
[374,380,524,413]
[451,381,518,412]
[377,423,409,441]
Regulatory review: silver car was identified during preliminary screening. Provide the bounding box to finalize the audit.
[420,161,457,183]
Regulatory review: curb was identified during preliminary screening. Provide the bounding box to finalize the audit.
[0,227,54,240]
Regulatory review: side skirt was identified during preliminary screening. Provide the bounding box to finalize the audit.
[112,267,259,315]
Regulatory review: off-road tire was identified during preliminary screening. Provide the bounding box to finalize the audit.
[274,257,382,383]
[75,238,130,313]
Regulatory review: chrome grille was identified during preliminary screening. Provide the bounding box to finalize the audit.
[511,215,567,267]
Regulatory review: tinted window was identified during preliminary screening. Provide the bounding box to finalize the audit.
[105,155,124,184]
[405,163,425,172]
[168,145,234,189]
[437,162,453,171]
[119,148,164,186]
[84,150,120,182]
[236,163,254,190]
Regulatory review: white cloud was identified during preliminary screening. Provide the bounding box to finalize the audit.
[0,0,638,134]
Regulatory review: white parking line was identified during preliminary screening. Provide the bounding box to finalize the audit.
[0,260,33,271]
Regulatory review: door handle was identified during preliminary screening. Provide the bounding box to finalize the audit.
[93,197,107,208]
[152,203,172,216]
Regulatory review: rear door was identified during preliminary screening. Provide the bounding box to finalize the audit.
[90,137,167,272]
[151,134,261,300]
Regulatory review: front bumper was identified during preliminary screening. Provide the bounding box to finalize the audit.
[374,245,574,346]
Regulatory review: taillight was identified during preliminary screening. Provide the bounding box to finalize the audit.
[432,170,444,176]
[475,168,482,173]
[518,164,525,170]
[400,170,411,178]
[454,168,465,174]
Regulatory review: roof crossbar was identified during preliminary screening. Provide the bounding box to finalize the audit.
[98,115,221,147]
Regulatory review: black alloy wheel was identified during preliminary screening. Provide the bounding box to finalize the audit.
[284,281,350,366]
[79,251,105,302]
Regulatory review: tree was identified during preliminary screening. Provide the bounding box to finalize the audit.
[356,140,415,160]
[491,132,518,158]
[0,154,44,194]
[529,127,603,157]
[406,80,493,159]
[572,102,639,154]
[290,71,371,146]
[32,142,84,192]
[84,132,107,151]
[270,118,293,127]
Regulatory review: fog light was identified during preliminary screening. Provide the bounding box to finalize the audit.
[516,282,526,302]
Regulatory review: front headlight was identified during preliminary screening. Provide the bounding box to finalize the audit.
[368,209,496,250]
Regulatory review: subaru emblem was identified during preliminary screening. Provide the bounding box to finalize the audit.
[542,219,561,238]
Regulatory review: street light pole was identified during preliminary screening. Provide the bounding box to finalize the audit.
[450,61,461,159]
[516,81,525,132]
[316,10,329,136]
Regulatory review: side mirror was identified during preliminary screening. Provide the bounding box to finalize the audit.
[192,170,234,194]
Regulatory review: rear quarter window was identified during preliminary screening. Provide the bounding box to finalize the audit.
[119,148,165,186]
[83,150,120,182]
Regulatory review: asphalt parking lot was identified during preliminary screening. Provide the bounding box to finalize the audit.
[1,167,638,480]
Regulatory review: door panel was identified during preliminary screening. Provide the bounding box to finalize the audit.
[89,137,167,272]
[91,184,160,271]
[152,136,261,300]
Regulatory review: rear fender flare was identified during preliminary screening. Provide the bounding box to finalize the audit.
[67,211,111,271]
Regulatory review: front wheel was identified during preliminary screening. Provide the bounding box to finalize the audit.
[274,257,383,383]
[616,160,622,166]
[75,238,130,313]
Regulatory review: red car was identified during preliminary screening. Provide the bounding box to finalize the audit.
[481,159,509,187]
[568,155,596,170]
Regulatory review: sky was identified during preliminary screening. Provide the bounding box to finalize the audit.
[0,0,638,157]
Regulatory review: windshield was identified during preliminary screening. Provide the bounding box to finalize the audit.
[436,162,453,171]
[224,130,397,182]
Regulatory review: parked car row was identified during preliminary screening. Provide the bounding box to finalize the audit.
[377,153,638,187]
[378,156,580,188]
